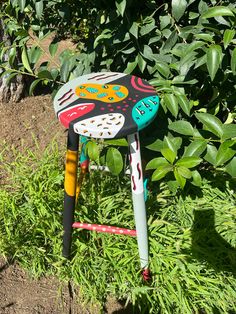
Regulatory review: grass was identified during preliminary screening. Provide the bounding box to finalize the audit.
[0,141,236,313]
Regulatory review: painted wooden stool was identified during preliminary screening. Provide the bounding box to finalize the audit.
[53,72,159,280]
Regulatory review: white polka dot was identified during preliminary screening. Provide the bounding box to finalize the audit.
[102,228,106,231]
[119,230,124,234]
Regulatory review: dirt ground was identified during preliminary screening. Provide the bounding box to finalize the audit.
[0,96,131,314]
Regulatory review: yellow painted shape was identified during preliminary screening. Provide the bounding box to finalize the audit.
[75,168,87,203]
[75,83,128,103]
[64,150,78,196]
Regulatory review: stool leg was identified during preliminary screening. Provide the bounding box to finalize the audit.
[63,126,79,258]
[127,132,151,280]
[76,136,89,202]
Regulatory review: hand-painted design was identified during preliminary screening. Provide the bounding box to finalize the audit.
[132,176,136,191]
[131,76,156,93]
[73,113,125,139]
[132,95,159,130]
[75,83,128,103]
[142,268,151,281]
[128,133,143,194]
[58,90,74,106]
[72,222,137,236]
[58,103,95,128]
[79,135,89,168]
[58,89,72,101]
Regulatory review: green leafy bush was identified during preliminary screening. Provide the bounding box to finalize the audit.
[0,0,236,189]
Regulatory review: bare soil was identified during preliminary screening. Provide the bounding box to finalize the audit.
[0,96,131,314]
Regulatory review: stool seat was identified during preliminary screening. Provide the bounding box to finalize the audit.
[54,72,159,138]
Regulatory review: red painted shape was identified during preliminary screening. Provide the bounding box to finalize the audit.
[132,175,136,191]
[59,103,95,128]
[131,76,155,93]
[142,268,151,281]
[72,222,137,236]
[137,162,141,180]
[137,78,155,91]
[80,160,89,169]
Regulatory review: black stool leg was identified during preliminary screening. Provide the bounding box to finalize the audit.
[63,126,79,258]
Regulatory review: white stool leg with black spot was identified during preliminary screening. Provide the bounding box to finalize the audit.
[127,132,150,278]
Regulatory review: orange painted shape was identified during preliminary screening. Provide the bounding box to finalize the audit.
[75,83,128,103]
[64,150,78,196]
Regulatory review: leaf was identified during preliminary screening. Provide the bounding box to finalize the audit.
[206,45,222,81]
[191,170,202,186]
[38,70,53,80]
[105,139,128,146]
[50,68,59,81]
[29,79,41,96]
[222,124,236,140]
[60,59,70,82]
[129,22,139,38]
[106,147,123,175]
[146,139,163,152]
[138,54,146,73]
[201,6,234,19]
[146,157,169,170]
[19,0,26,12]
[174,169,186,189]
[225,157,236,177]
[164,94,179,118]
[223,29,235,49]
[35,0,44,18]
[30,46,42,64]
[195,112,223,138]
[164,136,182,154]
[172,0,187,21]
[154,62,170,78]
[21,46,32,73]
[86,141,99,162]
[176,94,190,116]
[204,144,217,165]
[124,59,138,74]
[161,148,177,164]
[215,141,235,166]
[168,120,194,136]
[5,72,18,85]
[177,166,192,179]
[152,164,173,181]
[231,47,236,75]
[184,140,207,157]
[115,0,126,16]
[49,42,58,57]
[176,156,202,168]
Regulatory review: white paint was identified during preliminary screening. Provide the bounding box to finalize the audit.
[73,113,125,139]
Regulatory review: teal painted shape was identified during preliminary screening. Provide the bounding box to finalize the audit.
[132,95,159,130]
[112,86,120,91]
[115,91,125,98]
[79,135,89,164]
[79,92,86,97]
[144,178,148,202]
[97,93,108,98]
[86,87,98,93]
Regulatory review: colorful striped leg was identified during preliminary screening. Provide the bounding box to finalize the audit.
[127,132,151,280]
[63,126,79,258]
[75,136,89,202]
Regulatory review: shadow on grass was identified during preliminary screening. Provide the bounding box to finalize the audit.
[191,209,236,276]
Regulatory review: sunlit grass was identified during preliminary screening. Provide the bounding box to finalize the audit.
[0,142,236,313]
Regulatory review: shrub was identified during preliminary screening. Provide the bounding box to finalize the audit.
[0,0,236,190]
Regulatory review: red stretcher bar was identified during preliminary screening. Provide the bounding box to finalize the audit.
[72,222,137,236]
